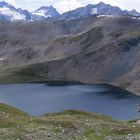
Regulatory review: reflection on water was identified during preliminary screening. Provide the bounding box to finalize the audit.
[0,83,140,120]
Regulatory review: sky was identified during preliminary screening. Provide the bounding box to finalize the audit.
[1,0,140,13]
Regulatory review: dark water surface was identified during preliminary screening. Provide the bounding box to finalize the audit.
[0,83,140,120]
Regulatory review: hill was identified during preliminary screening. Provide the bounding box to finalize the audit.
[0,103,140,140]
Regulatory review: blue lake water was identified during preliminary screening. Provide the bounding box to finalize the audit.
[0,83,140,120]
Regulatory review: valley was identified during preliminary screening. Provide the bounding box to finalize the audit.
[0,16,140,95]
[0,1,140,140]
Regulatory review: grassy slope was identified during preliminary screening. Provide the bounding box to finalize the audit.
[0,104,140,140]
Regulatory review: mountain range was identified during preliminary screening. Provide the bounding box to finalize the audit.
[0,1,60,21]
[0,1,140,21]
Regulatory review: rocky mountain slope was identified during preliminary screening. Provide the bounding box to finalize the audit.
[0,103,140,140]
[0,16,140,95]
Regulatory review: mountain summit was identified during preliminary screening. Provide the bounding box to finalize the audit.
[32,5,60,19]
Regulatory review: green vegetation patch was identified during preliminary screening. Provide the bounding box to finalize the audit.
[0,104,140,140]
[0,63,48,83]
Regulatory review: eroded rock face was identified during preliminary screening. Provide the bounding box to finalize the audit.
[0,16,140,95]
[136,120,140,124]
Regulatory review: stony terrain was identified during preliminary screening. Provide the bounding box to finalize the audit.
[0,16,140,95]
[0,103,140,140]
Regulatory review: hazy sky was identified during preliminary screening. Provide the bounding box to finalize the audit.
[1,0,140,13]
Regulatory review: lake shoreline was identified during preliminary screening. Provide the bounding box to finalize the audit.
[0,103,139,121]
[0,79,138,96]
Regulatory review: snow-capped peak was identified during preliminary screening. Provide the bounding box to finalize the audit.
[0,1,27,21]
[32,5,60,19]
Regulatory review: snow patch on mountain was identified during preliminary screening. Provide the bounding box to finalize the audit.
[97,15,116,18]
[132,17,137,19]
[91,8,97,15]
[32,9,52,18]
[0,58,4,61]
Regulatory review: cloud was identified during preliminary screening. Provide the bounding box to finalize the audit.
[16,0,47,11]
[54,0,83,14]
[0,0,17,5]
[0,0,47,11]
